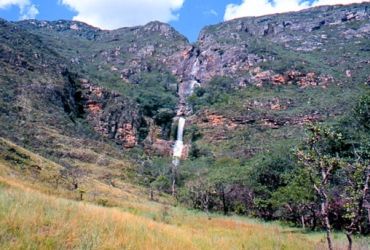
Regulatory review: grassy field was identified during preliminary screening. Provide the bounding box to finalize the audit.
[0,138,368,250]
[0,174,314,250]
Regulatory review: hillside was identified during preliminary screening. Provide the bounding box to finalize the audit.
[1,3,369,157]
[0,2,369,249]
[0,138,322,249]
[1,157,367,250]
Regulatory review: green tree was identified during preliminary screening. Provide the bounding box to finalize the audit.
[354,90,370,130]
[297,125,343,250]
[342,162,369,250]
[271,168,317,229]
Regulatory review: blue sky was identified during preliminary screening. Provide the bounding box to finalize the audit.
[170,0,237,41]
[0,0,366,42]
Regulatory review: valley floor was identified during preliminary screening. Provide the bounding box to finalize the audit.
[0,138,368,249]
[0,172,368,250]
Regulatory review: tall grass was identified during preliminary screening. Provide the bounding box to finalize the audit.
[0,176,317,250]
[0,139,367,250]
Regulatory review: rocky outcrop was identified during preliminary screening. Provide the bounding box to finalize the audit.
[81,80,145,148]
[171,2,369,100]
[146,139,173,156]
[16,20,101,40]
[246,68,334,88]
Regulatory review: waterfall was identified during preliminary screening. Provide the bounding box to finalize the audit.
[172,117,186,166]
[190,58,200,76]
[189,57,201,95]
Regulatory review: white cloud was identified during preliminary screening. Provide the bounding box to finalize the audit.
[20,4,38,19]
[59,0,185,30]
[224,0,369,21]
[0,0,29,9]
[204,9,218,17]
[0,0,39,19]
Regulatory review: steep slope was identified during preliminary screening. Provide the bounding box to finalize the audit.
[182,3,370,158]
[6,3,370,159]
[14,19,189,147]
[172,3,370,226]
[0,19,145,191]
[192,3,370,85]
[0,18,78,150]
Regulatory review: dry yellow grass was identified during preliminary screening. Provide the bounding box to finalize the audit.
[0,137,153,203]
[0,138,367,249]
[0,175,318,250]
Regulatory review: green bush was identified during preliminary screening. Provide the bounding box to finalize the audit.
[354,90,370,130]
[188,76,235,111]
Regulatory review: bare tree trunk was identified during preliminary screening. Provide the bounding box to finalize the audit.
[301,215,306,230]
[149,187,154,200]
[364,167,369,224]
[322,201,333,250]
[310,207,317,231]
[218,184,228,215]
[202,191,210,219]
[345,232,352,250]
[314,181,333,250]
[318,166,333,250]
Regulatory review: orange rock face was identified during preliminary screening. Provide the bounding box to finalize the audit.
[149,139,173,156]
[204,112,238,129]
[87,102,102,114]
[207,114,225,126]
[272,74,286,85]
[147,138,190,160]
[81,81,141,149]
[118,123,137,148]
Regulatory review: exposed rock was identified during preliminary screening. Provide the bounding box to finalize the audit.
[200,111,238,130]
[118,123,137,148]
[86,101,102,114]
[168,2,369,96]
[272,74,287,85]
[180,144,190,160]
[145,137,190,159]
[148,139,173,156]
[81,81,144,149]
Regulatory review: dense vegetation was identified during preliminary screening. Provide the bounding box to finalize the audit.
[141,87,370,249]
[1,138,353,250]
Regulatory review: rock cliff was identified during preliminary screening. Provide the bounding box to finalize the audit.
[0,2,370,161]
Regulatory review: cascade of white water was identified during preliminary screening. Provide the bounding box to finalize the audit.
[191,58,200,76]
[189,58,201,95]
[172,117,186,165]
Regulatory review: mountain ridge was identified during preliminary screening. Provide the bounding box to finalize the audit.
[8,1,370,43]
